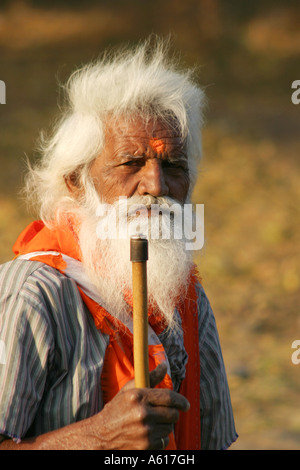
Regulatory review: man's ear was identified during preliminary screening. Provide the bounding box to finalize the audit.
[64,171,83,198]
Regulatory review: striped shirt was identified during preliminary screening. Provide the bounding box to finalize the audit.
[0,259,237,449]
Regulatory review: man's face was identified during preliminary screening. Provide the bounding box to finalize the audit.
[89,117,190,205]
[78,118,193,328]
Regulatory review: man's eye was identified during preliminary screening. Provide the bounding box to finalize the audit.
[122,160,144,167]
[162,161,187,170]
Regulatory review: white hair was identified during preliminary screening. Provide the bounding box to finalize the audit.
[78,192,194,332]
[25,37,205,223]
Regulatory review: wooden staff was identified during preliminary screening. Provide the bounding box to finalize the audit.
[130,235,150,388]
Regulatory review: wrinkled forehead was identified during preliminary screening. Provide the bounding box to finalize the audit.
[104,115,186,150]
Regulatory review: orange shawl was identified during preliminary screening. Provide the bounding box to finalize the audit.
[13,219,201,450]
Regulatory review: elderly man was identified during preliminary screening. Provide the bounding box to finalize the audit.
[0,39,237,450]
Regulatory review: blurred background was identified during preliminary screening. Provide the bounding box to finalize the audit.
[0,0,299,449]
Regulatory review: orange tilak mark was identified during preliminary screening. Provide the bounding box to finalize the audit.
[149,138,166,154]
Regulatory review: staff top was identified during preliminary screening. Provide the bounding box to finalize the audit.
[130,236,148,263]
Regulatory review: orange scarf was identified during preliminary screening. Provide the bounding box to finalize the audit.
[13,219,201,450]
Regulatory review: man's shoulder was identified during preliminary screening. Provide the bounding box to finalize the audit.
[194,281,219,340]
[195,282,213,315]
[0,258,89,336]
[0,258,76,300]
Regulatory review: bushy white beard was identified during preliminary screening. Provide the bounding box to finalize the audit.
[77,192,195,331]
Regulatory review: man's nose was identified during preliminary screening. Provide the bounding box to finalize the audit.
[137,159,169,197]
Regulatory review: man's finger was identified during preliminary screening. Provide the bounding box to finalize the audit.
[146,388,190,412]
[121,362,168,392]
[149,362,168,388]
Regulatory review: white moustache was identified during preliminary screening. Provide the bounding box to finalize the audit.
[96,195,185,241]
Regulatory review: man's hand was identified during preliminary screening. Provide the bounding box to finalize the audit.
[89,362,190,450]
[0,362,189,450]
